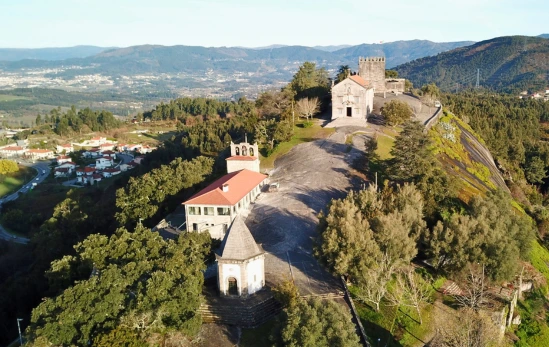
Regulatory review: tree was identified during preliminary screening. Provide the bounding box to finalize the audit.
[27,226,211,345]
[385,70,398,78]
[255,119,293,152]
[524,156,547,184]
[289,62,330,99]
[431,308,500,347]
[35,114,42,126]
[272,277,299,309]
[452,264,491,311]
[421,83,440,104]
[381,100,413,126]
[0,159,18,175]
[336,65,352,83]
[281,297,361,347]
[387,268,433,324]
[296,97,320,121]
[355,252,396,311]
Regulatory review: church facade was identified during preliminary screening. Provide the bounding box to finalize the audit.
[331,57,406,120]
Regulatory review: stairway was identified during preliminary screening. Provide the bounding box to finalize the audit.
[199,295,283,327]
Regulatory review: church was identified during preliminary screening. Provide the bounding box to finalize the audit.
[331,56,406,120]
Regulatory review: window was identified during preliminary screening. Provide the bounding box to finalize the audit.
[235,147,240,155]
[217,207,230,216]
[249,147,254,156]
[204,207,214,216]
[242,146,248,156]
[188,206,201,215]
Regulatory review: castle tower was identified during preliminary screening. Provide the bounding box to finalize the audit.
[226,139,260,173]
[216,215,265,297]
[359,57,386,92]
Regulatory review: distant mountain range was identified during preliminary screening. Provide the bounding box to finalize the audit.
[539,34,549,39]
[0,40,475,76]
[0,45,113,61]
[394,36,549,92]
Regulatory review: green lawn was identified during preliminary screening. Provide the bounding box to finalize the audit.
[0,94,31,102]
[260,122,335,170]
[375,135,395,160]
[0,166,35,197]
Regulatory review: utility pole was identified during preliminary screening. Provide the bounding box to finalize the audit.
[17,318,23,346]
[475,69,480,89]
[291,100,295,125]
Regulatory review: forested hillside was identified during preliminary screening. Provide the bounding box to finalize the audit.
[395,36,549,92]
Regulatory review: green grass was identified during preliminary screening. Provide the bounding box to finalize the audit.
[375,135,395,160]
[260,122,335,170]
[0,166,35,197]
[529,240,549,293]
[0,94,31,102]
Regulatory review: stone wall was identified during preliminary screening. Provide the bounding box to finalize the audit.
[359,57,386,92]
[226,159,260,173]
[385,78,406,93]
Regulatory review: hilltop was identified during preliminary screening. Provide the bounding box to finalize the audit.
[395,36,549,92]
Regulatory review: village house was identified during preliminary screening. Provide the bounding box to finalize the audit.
[55,155,72,165]
[91,174,103,183]
[0,146,26,158]
[56,143,74,153]
[86,136,107,147]
[95,157,114,170]
[25,149,54,160]
[133,156,145,164]
[102,167,121,178]
[76,166,95,177]
[83,148,102,158]
[54,167,71,177]
[138,145,157,154]
[101,150,117,159]
[57,162,77,172]
[183,139,267,240]
[98,143,116,151]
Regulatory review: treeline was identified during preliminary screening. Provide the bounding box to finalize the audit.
[34,105,120,136]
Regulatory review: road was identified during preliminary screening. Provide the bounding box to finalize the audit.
[0,159,52,244]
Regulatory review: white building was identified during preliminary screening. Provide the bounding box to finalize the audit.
[183,169,267,239]
[0,146,26,158]
[216,216,265,297]
[331,74,374,120]
[56,143,74,153]
[55,155,72,164]
[96,157,113,170]
[26,149,54,160]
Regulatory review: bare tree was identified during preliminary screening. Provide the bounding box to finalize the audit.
[387,267,433,324]
[296,97,320,121]
[355,253,397,312]
[431,308,500,347]
[453,264,491,311]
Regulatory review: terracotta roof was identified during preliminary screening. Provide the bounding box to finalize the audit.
[27,149,52,154]
[218,215,264,261]
[59,162,76,166]
[57,155,71,159]
[99,143,113,147]
[103,168,121,173]
[102,150,115,154]
[349,75,369,87]
[3,146,24,151]
[77,167,95,173]
[226,156,258,161]
[92,174,103,179]
[184,169,267,206]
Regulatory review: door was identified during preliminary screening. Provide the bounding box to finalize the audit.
[346,107,352,117]
[228,277,238,295]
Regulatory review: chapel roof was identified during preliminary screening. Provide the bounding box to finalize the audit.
[349,75,369,87]
[218,215,264,261]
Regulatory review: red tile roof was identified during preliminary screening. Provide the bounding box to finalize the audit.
[77,167,96,173]
[226,156,258,161]
[184,169,267,206]
[3,146,24,151]
[92,174,103,179]
[103,168,121,173]
[57,155,71,159]
[349,75,369,87]
[27,149,52,154]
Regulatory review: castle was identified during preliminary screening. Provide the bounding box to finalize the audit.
[331,57,406,120]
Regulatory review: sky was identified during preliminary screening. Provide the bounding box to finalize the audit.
[0,0,547,48]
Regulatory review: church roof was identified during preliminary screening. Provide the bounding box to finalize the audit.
[218,215,264,261]
[183,169,267,206]
[349,75,369,87]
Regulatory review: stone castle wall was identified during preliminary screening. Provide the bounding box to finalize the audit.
[359,57,386,92]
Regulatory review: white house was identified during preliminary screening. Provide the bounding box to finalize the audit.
[26,149,54,160]
[0,146,26,158]
[56,143,74,153]
[56,155,72,165]
[102,167,121,178]
[57,162,77,172]
[83,148,102,158]
[86,136,107,147]
[95,157,113,170]
[99,143,116,151]
[216,216,265,297]
[76,166,95,177]
[101,150,117,159]
[54,167,71,177]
